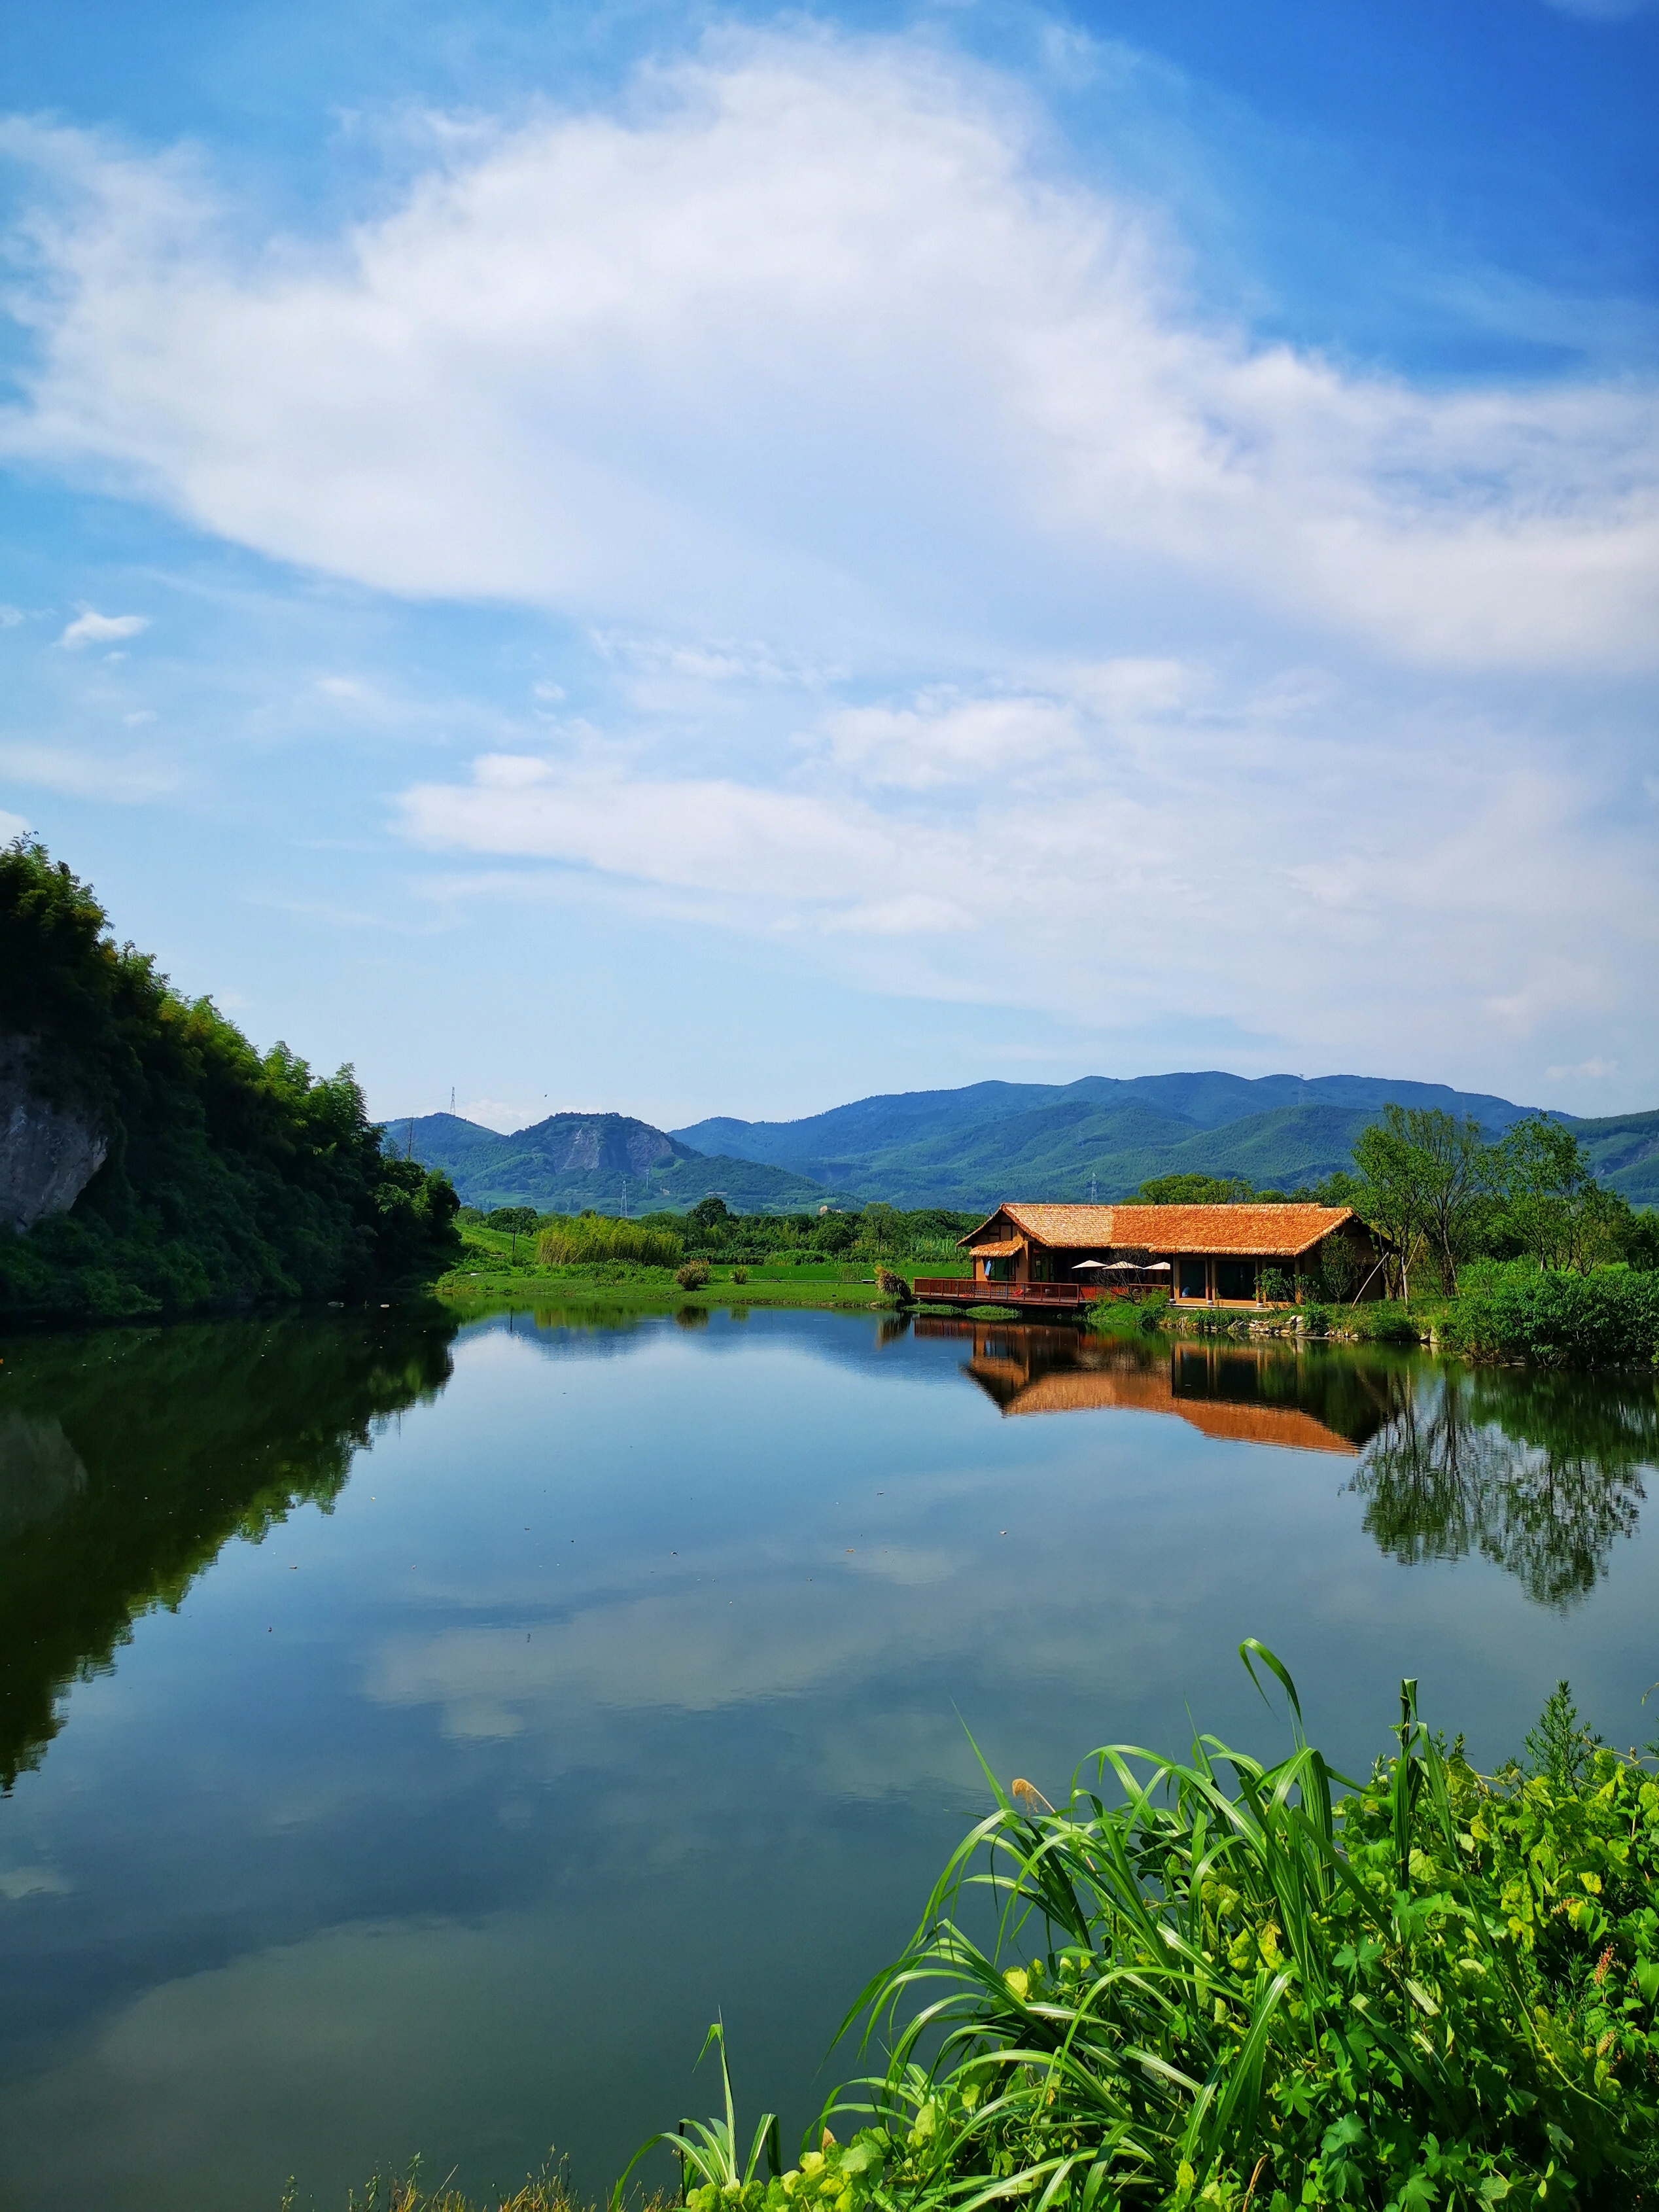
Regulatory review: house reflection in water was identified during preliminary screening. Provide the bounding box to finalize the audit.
[915,1318,1401,1456]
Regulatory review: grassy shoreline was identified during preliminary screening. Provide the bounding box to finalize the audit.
[434,1234,1659,1372]
[321,1657,1659,2212]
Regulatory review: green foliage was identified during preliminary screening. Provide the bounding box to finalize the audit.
[1525,1683,1605,1793]
[535,1216,684,1268]
[0,841,461,1321]
[1495,1122,1630,1276]
[487,1206,540,1236]
[614,2020,780,2212]
[656,1652,1659,2209]
[1440,1266,1659,1369]
[1352,1105,1493,1295]
[1137,1174,1254,1204]
[676,1259,712,1290]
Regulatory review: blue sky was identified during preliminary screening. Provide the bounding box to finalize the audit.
[2,0,1655,1131]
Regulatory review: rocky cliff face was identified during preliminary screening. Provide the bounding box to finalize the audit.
[0,1034,108,1234]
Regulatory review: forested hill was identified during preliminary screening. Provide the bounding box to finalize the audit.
[673,1074,1659,1210]
[398,1111,847,1214]
[0,843,463,1323]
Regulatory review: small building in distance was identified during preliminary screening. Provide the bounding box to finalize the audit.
[912,1201,1384,1312]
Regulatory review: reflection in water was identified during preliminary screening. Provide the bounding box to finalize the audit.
[922,1319,1403,1454]
[1350,1369,1657,1608]
[0,1309,457,1789]
[922,1320,1656,1604]
[0,1305,1654,2212]
[0,1413,88,1542]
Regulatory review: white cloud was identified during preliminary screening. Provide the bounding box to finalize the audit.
[0,808,31,840]
[398,756,905,902]
[0,1865,70,1900]
[1545,1056,1618,1081]
[55,608,149,649]
[1,39,1652,675]
[824,693,1084,790]
[0,606,23,627]
[393,673,1659,1091]
[1,33,1654,1104]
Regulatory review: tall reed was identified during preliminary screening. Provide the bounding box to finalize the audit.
[535,1217,682,1269]
[818,1643,1656,2205]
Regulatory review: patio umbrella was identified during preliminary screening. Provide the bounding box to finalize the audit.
[1071,1259,1111,1271]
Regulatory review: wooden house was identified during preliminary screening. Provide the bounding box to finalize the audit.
[911,1201,1382,1312]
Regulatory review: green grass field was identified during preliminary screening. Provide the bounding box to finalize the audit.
[436,1223,975,1314]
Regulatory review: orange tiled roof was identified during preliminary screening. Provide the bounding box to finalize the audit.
[959,1201,1352,1259]
[1172,1401,1358,1455]
[967,1237,1022,1257]
[971,1362,1356,1452]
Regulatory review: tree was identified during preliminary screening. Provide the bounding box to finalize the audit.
[688,1195,732,1237]
[1352,1105,1493,1296]
[860,1202,899,1253]
[1497,1117,1617,1275]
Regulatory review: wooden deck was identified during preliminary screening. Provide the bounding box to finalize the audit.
[910,1277,1101,1310]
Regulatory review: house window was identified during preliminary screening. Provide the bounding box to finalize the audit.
[1215,1258,1257,1302]
[1178,1257,1208,1300]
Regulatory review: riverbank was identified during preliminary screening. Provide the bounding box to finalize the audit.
[433,1239,1659,1369]
[326,1656,1659,2212]
[1136,1261,1659,1369]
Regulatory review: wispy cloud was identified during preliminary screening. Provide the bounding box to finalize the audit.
[0,740,179,801]
[56,608,149,650]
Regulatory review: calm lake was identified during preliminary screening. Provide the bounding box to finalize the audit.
[1,1304,1656,2211]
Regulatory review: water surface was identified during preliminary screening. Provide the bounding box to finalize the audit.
[1,1305,1654,2211]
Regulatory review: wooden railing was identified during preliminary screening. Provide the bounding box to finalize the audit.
[911,1277,1096,1307]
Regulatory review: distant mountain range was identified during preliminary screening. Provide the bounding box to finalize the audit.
[676,1073,1659,1210]
[396,1073,1659,1214]
[393,1111,851,1215]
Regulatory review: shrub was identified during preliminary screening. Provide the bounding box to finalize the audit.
[1442,1265,1659,1369]
[675,1259,710,1291]
[648,1650,1659,2211]
[874,1265,911,1301]
[731,1266,749,1284]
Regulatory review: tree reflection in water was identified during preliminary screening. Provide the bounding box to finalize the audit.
[0,1308,457,1791]
[1349,1368,1656,1607]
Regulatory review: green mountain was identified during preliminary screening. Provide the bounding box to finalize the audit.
[674,1073,1659,1210]
[1563,1109,1659,1206]
[398,1077,1659,1220]
[398,1112,846,1214]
